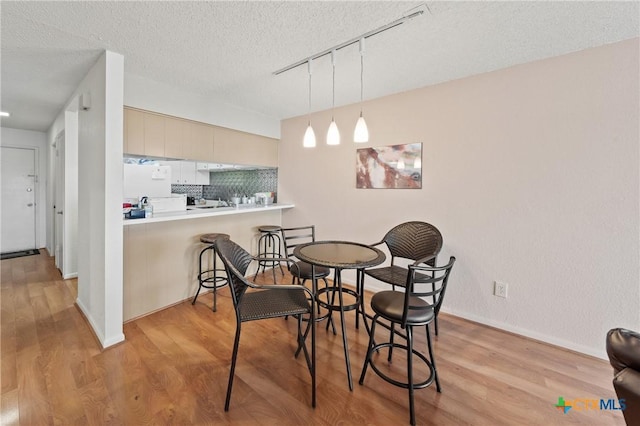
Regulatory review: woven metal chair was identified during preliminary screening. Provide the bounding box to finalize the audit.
[364,221,443,353]
[359,256,456,426]
[214,238,316,411]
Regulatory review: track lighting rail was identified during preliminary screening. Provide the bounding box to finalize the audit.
[273,6,426,76]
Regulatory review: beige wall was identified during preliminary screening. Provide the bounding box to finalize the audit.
[278,38,640,358]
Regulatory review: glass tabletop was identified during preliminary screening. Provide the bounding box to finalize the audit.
[294,240,385,269]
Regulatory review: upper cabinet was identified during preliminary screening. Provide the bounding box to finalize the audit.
[124,107,278,167]
[187,123,215,162]
[123,108,145,155]
[213,127,278,167]
[164,116,189,159]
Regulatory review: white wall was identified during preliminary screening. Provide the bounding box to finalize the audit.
[279,38,640,359]
[50,50,125,348]
[0,127,48,250]
[124,73,280,138]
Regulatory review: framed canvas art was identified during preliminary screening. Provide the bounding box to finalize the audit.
[356,143,422,189]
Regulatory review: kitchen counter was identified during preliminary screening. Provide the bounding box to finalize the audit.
[123,202,293,322]
[123,203,294,226]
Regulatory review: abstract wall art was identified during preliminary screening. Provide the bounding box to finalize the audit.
[356,142,422,189]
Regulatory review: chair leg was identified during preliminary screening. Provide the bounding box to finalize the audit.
[311,298,316,408]
[321,277,336,334]
[359,314,378,385]
[426,323,441,392]
[407,325,416,426]
[212,252,218,312]
[388,323,395,362]
[224,323,242,411]
[192,246,207,305]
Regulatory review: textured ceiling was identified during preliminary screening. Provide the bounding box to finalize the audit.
[1,1,638,132]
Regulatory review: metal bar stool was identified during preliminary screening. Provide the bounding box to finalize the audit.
[192,233,230,311]
[253,225,285,283]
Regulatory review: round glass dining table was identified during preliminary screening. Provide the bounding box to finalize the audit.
[294,240,385,390]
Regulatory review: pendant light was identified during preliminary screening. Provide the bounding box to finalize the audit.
[354,38,369,143]
[326,50,340,145]
[303,59,316,148]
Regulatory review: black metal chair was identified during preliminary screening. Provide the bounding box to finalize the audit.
[253,225,285,283]
[192,233,230,312]
[214,238,316,411]
[363,221,443,355]
[359,256,456,426]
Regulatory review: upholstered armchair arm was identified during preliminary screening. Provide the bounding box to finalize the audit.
[607,328,640,374]
[607,328,640,425]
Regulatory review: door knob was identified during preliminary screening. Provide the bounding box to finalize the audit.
[27,203,33,207]
[57,211,63,215]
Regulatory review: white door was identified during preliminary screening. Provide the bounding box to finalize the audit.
[0,147,37,253]
[54,132,65,271]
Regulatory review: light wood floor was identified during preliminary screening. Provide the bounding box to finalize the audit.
[1,252,624,425]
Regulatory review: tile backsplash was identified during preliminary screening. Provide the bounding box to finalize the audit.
[172,168,277,202]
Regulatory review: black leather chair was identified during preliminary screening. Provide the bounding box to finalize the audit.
[606,328,640,425]
[359,256,455,426]
[215,238,316,410]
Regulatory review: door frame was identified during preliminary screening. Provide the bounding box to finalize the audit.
[53,131,65,272]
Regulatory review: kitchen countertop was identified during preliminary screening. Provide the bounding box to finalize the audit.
[123,203,294,226]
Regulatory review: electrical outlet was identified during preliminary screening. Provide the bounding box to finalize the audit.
[494,281,508,298]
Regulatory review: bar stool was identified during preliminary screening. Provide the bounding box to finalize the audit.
[192,233,230,311]
[253,225,285,283]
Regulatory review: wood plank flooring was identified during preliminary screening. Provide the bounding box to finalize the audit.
[1,252,625,425]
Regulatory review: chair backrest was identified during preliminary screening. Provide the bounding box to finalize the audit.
[215,238,253,308]
[382,221,443,266]
[281,225,317,261]
[403,256,455,327]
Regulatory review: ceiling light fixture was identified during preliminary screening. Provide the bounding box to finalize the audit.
[274,5,426,148]
[0,111,10,117]
[353,38,369,143]
[273,6,426,75]
[303,60,316,148]
[326,50,340,146]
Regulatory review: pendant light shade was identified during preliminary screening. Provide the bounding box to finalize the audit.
[303,123,316,147]
[302,59,316,147]
[354,38,369,143]
[354,113,369,143]
[327,120,340,145]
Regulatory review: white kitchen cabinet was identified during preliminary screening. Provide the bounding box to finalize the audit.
[162,161,209,185]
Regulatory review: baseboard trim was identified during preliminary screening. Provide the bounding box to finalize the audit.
[75,298,125,350]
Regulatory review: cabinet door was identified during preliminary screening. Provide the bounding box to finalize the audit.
[160,161,182,184]
[195,170,210,185]
[213,127,278,166]
[143,113,165,157]
[164,117,188,159]
[180,161,196,184]
[187,123,214,162]
[124,108,144,155]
